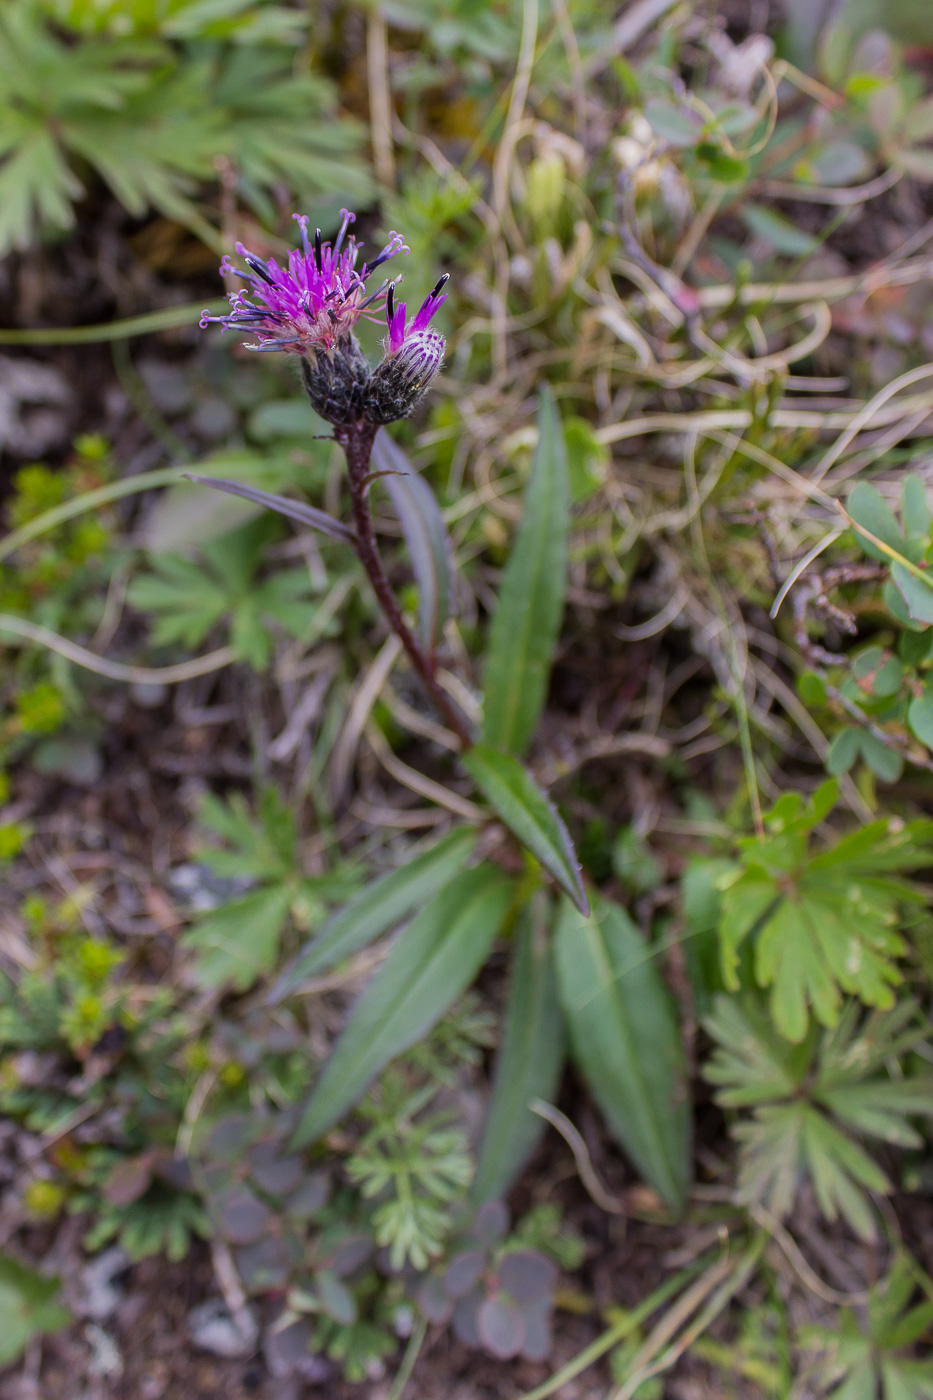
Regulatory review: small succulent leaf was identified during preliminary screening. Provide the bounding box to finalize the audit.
[826,727,861,775]
[182,885,294,992]
[272,827,476,998]
[477,1296,526,1360]
[451,1287,484,1348]
[235,1236,290,1291]
[481,385,569,757]
[555,896,691,1212]
[217,1188,274,1245]
[463,745,587,913]
[908,691,933,749]
[247,1144,304,1197]
[498,1250,557,1304]
[285,1172,331,1220]
[416,1275,455,1324]
[372,431,454,656]
[442,1249,487,1300]
[473,899,565,1203]
[315,1269,358,1326]
[183,474,356,546]
[470,1200,510,1248]
[519,1297,553,1362]
[291,865,514,1146]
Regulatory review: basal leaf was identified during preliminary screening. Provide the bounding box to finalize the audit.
[292,865,514,1146]
[271,827,477,999]
[372,432,454,657]
[481,386,569,756]
[462,745,586,913]
[848,482,905,562]
[473,898,565,1203]
[182,884,294,991]
[555,896,691,1212]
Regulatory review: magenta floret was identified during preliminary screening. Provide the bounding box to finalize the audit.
[200,210,409,354]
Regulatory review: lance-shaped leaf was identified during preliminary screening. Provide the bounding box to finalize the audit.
[473,898,565,1202]
[463,745,587,914]
[555,896,691,1212]
[184,474,356,547]
[482,386,569,756]
[292,864,514,1147]
[372,431,454,656]
[270,827,477,1000]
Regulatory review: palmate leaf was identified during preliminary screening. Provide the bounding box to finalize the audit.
[806,1257,933,1399]
[717,782,933,1041]
[705,995,933,1240]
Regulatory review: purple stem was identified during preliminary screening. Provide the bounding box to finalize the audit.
[336,422,473,750]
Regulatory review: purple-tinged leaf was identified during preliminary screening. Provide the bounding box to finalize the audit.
[519,1297,552,1361]
[217,1188,273,1245]
[470,1200,509,1248]
[184,474,356,548]
[451,1287,484,1347]
[498,1251,557,1304]
[248,1143,304,1197]
[285,1171,331,1220]
[442,1249,487,1300]
[236,1236,290,1291]
[477,1296,526,1359]
[372,431,454,656]
[417,1276,455,1324]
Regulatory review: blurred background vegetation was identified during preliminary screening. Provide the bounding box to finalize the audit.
[2,1,933,1396]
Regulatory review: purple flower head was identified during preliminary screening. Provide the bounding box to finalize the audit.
[384,274,449,356]
[200,210,409,355]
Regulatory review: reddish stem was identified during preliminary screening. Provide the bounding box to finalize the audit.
[338,422,473,749]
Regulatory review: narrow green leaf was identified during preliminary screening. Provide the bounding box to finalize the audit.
[182,885,293,991]
[292,865,514,1147]
[555,896,691,1211]
[463,745,587,914]
[473,898,565,1203]
[892,562,933,626]
[481,386,569,756]
[373,432,454,656]
[908,691,933,749]
[271,828,477,1000]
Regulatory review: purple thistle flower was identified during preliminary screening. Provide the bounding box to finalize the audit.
[200,210,409,355]
[384,274,449,356]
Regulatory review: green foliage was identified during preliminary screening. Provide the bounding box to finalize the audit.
[704,994,933,1240]
[804,1255,933,1397]
[0,1254,69,1365]
[182,786,358,991]
[555,895,691,1212]
[473,900,565,1203]
[715,782,933,1042]
[463,745,587,913]
[128,516,321,670]
[347,1074,473,1270]
[481,387,569,758]
[293,865,514,1147]
[0,0,369,254]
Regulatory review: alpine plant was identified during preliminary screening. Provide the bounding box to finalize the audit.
[201,210,447,427]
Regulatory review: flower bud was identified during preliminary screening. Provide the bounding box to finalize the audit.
[363,329,446,425]
[299,336,372,425]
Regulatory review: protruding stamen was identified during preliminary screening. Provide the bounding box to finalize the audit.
[314,228,323,273]
[386,283,396,324]
[244,254,275,286]
[333,208,355,256]
[431,273,450,298]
